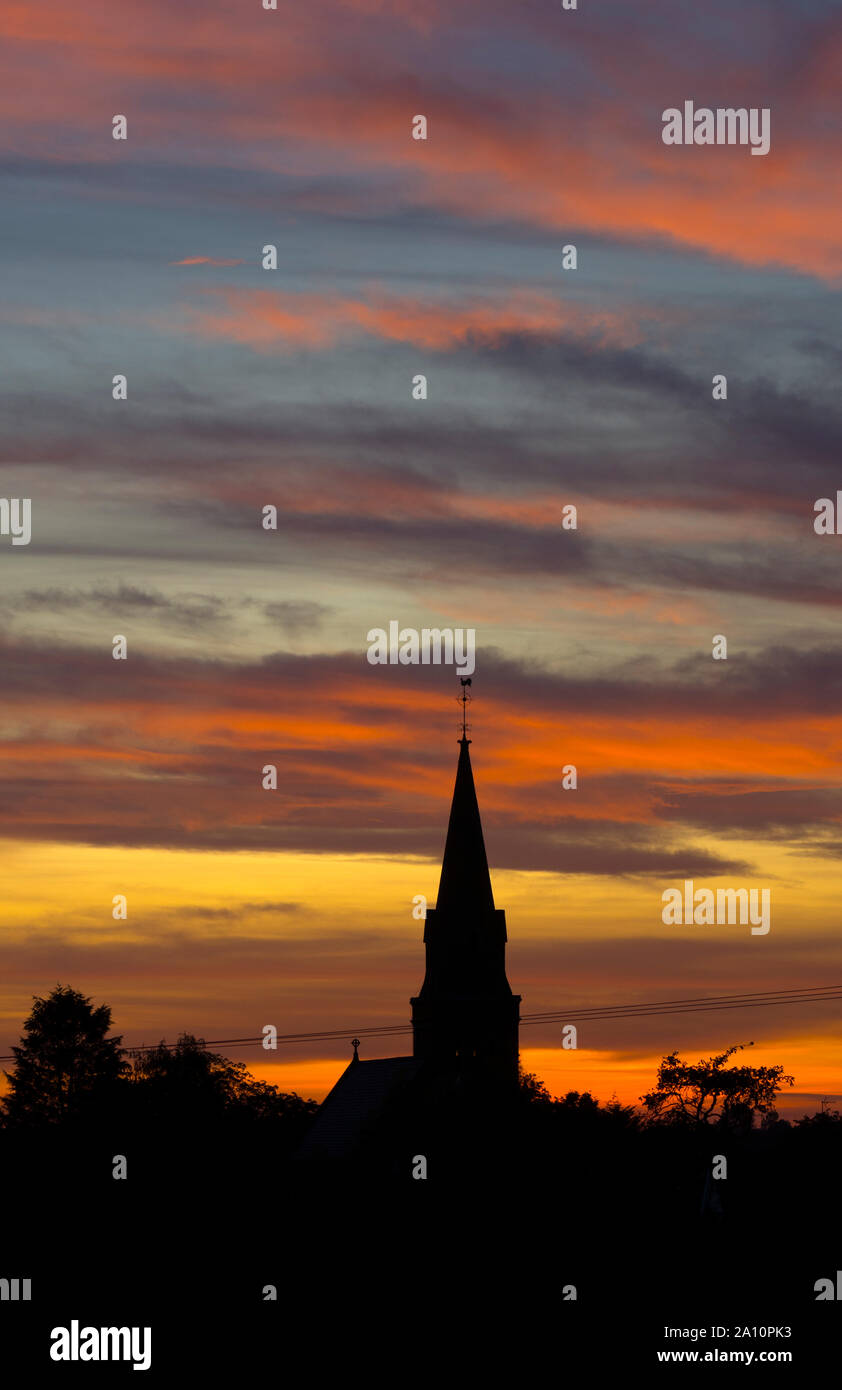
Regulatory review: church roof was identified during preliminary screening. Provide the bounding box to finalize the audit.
[435,738,495,918]
[296,1055,422,1159]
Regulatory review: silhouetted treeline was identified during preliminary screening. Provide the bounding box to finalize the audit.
[0,987,318,1205]
[1,986,840,1335]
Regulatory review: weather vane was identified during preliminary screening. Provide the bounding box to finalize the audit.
[458,677,472,741]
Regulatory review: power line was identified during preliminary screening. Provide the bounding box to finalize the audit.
[520,983,842,1025]
[523,982,842,1017]
[2,982,838,1062]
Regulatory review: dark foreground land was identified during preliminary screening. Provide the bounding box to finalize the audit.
[2,1092,840,1378]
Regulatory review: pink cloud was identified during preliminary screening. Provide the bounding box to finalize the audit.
[170,256,245,267]
[160,285,647,353]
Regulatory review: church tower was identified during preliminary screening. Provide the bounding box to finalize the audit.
[411,698,521,1085]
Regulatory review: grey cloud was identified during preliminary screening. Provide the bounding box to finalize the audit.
[6,584,229,632]
[263,601,333,635]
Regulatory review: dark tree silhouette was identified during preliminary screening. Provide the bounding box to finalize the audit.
[131,1032,245,1112]
[130,1033,318,1130]
[518,1066,552,1102]
[1,984,127,1125]
[641,1042,794,1128]
[554,1089,602,1114]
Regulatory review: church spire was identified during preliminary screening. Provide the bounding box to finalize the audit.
[410,685,521,1083]
[435,735,495,918]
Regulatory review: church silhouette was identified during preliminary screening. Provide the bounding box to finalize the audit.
[299,717,521,1159]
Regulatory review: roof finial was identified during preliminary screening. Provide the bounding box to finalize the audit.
[351,1037,360,1062]
[458,677,472,743]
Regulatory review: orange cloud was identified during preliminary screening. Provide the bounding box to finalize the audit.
[3,660,842,854]
[3,1,839,278]
[166,286,643,352]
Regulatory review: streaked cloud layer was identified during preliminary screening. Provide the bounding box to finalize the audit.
[1,0,840,1111]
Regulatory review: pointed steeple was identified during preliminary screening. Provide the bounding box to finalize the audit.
[410,695,521,1084]
[435,737,495,919]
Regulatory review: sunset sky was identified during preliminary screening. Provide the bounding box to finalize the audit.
[2,0,841,1117]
